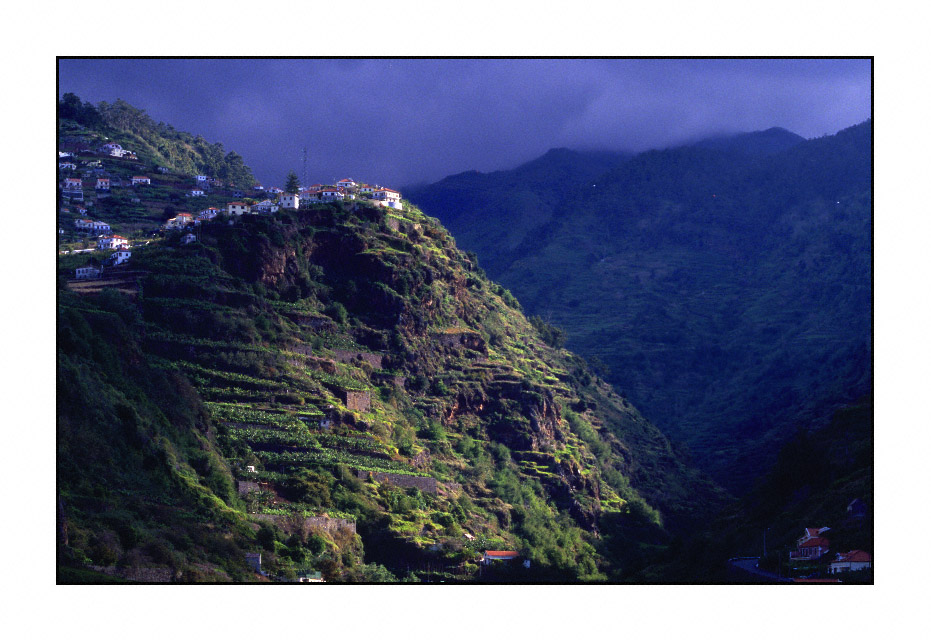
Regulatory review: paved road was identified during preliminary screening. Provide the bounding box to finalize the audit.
[727,557,792,583]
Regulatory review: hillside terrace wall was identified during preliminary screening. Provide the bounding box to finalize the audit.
[252,513,357,536]
[342,389,371,412]
[332,349,384,369]
[356,470,438,494]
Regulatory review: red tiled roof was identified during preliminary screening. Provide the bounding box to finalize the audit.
[484,551,519,557]
[835,550,871,563]
[800,537,829,548]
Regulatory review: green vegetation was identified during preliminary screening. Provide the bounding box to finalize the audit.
[59,93,256,188]
[58,189,723,582]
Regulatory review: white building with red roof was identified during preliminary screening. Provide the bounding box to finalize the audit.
[372,187,402,209]
[481,550,520,564]
[131,176,151,185]
[336,178,357,188]
[97,235,129,250]
[95,178,111,191]
[64,178,83,190]
[165,213,194,229]
[319,187,344,202]
[829,550,871,574]
[790,527,831,561]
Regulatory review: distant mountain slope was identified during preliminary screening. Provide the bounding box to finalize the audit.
[404,148,629,275]
[58,93,256,188]
[407,122,872,492]
[692,127,805,157]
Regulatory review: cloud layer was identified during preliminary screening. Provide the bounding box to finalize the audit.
[58,58,872,188]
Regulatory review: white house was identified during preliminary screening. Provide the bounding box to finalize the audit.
[59,162,77,170]
[95,178,111,191]
[372,187,402,209]
[74,219,94,231]
[131,176,151,186]
[227,202,249,216]
[190,189,205,197]
[97,235,129,250]
[254,199,280,213]
[196,175,209,183]
[278,193,299,209]
[320,187,344,202]
[64,178,83,191]
[98,142,123,156]
[75,266,101,279]
[181,233,197,245]
[165,213,194,229]
[266,186,283,195]
[109,249,132,266]
[336,178,357,188]
[91,221,111,234]
[197,207,220,221]
[829,550,871,574]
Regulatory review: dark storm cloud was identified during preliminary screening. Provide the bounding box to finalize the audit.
[58,58,871,187]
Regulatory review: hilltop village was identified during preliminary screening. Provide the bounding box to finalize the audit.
[59,141,405,279]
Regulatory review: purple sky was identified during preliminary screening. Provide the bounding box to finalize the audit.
[58,58,871,188]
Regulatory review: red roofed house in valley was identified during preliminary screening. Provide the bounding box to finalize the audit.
[829,550,872,574]
[96,178,111,191]
[790,527,831,561]
[336,178,356,188]
[482,550,519,564]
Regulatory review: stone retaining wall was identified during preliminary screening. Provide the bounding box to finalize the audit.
[252,513,357,536]
[356,470,438,494]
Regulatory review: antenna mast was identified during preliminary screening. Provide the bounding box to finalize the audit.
[301,146,308,188]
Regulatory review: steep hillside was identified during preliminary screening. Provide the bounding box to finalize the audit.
[407,122,872,491]
[58,94,256,188]
[58,200,724,582]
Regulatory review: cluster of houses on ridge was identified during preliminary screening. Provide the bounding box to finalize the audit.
[162,178,404,230]
[61,142,407,279]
